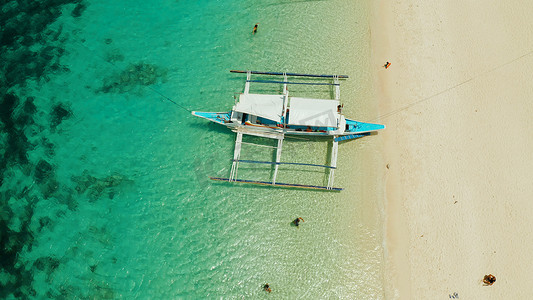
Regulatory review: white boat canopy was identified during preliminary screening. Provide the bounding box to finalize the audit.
[288,97,340,127]
[234,94,284,122]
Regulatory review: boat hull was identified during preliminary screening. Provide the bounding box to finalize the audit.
[192,111,385,137]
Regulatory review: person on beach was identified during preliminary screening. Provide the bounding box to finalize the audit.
[263,283,271,293]
[252,23,259,34]
[383,61,391,69]
[292,217,304,228]
[337,104,343,113]
[483,274,496,285]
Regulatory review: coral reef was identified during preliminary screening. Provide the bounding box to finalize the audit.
[34,160,54,184]
[104,48,125,63]
[71,2,87,18]
[0,0,111,298]
[100,62,168,94]
[50,103,72,130]
[72,171,131,202]
[0,1,85,89]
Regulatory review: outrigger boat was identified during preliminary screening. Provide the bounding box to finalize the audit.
[192,70,385,191]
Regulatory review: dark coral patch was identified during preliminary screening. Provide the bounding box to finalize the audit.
[100,62,167,94]
[0,93,33,172]
[104,49,125,63]
[50,103,72,129]
[72,171,131,201]
[72,2,87,18]
[41,137,55,157]
[41,178,60,199]
[0,0,89,298]
[0,208,35,298]
[0,93,18,122]
[33,256,60,273]
[35,160,54,183]
[57,192,78,211]
[15,97,37,128]
[23,96,37,115]
[38,216,52,232]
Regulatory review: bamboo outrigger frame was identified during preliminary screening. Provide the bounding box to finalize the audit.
[192,70,385,191]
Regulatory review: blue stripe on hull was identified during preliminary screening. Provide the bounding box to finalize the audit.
[345,118,385,134]
[191,112,386,137]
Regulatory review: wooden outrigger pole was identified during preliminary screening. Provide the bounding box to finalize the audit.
[247,80,340,86]
[230,70,349,79]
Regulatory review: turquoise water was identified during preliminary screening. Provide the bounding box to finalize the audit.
[1,0,385,298]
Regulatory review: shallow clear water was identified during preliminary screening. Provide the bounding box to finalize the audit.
[1,0,385,298]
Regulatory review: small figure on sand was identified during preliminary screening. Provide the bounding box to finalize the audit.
[337,104,343,113]
[292,217,304,228]
[483,274,496,286]
[252,23,259,34]
[263,283,271,293]
[383,61,391,69]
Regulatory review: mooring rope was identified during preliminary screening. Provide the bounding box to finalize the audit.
[67,32,193,113]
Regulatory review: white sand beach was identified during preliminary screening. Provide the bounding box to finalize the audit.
[371,1,533,299]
